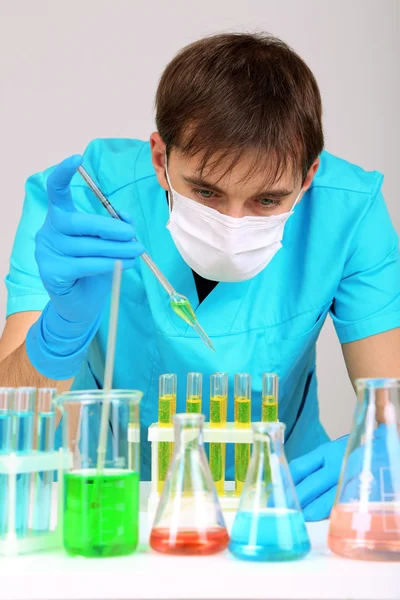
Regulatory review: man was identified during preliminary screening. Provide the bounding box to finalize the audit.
[1,33,399,520]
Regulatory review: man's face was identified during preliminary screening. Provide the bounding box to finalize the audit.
[151,132,319,218]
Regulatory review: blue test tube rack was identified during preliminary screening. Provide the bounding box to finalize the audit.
[0,449,72,556]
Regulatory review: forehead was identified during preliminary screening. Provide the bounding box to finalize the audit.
[172,147,298,192]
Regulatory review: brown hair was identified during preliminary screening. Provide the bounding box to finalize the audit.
[155,32,324,186]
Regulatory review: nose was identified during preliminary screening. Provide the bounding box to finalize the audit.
[219,199,246,219]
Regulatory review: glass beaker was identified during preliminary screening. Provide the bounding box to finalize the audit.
[229,422,310,561]
[56,389,142,558]
[328,378,400,561]
[150,413,229,555]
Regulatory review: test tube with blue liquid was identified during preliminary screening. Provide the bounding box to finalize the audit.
[229,422,310,561]
[0,388,14,537]
[12,387,36,537]
[32,388,57,533]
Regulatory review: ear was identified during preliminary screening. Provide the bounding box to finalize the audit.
[301,158,320,195]
[150,132,168,190]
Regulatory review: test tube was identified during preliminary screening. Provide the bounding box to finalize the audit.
[158,374,177,493]
[234,373,251,496]
[186,373,202,414]
[262,373,279,422]
[0,388,14,537]
[13,387,36,537]
[32,388,57,533]
[210,373,228,495]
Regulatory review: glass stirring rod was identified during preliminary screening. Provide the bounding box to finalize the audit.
[77,166,215,352]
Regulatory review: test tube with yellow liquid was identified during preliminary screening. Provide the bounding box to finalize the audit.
[234,373,251,496]
[186,372,202,414]
[262,373,278,422]
[158,374,177,493]
[209,373,228,495]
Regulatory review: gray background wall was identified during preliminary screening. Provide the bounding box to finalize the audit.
[0,0,398,439]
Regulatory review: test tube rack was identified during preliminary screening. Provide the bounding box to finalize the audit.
[0,449,72,556]
[146,422,284,523]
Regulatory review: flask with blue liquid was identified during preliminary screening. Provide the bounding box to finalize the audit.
[229,421,311,562]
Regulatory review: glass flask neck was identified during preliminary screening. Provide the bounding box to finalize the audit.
[253,423,284,456]
[174,414,204,450]
[355,378,399,427]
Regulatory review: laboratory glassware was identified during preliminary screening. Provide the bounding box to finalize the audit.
[210,372,228,495]
[97,259,122,473]
[186,372,203,414]
[56,389,142,558]
[328,378,400,561]
[32,388,57,533]
[0,388,14,537]
[229,421,310,561]
[262,373,278,422]
[234,373,251,495]
[150,413,229,555]
[158,374,177,493]
[77,166,215,352]
[13,387,36,537]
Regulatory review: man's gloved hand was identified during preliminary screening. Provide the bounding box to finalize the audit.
[289,424,397,522]
[289,436,349,522]
[26,155,144,379]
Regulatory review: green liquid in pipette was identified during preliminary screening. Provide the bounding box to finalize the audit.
[63,470,139,557]
[170,298,196,325]
[170,295,215,352]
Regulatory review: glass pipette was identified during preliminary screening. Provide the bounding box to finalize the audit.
[77,166,215,352]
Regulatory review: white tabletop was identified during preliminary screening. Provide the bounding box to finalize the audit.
[0,483,398,600]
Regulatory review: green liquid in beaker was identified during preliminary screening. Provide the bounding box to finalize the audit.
[63,469,139,557]
[170,298,196,325]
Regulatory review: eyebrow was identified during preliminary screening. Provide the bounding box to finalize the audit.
[182,175,293,198]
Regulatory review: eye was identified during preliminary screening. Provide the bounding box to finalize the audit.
[192,188,217,200]
[257,197,281,208]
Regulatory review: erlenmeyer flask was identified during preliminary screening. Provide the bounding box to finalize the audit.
[229,422,310,561]
[150,413,229,555]
[328,378,400,561]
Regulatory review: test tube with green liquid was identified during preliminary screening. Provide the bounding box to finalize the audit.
[209,373,228,495]
[158,374,177,493]
[234,373,251,496]
[186,373,202,414]
[262,373,279,422]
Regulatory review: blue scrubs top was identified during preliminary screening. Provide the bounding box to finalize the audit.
[6,139,400,479]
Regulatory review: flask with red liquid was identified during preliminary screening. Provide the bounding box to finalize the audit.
[150,413,229,555]
[328,378,400,561]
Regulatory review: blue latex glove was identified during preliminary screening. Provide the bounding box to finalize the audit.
[26,155,144,379]
[290,425,398,522]
[289,436,349,522]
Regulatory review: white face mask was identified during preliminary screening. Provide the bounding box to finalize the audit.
[165,161,302,283]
